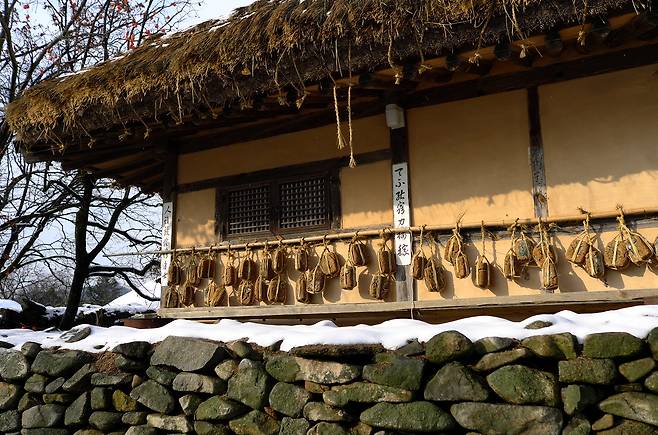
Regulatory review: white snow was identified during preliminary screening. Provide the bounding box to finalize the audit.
[0,305,656,354]
[0,300,22,313]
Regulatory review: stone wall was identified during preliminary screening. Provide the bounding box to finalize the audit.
[1,328,657,435]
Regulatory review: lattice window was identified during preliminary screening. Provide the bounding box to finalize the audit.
[226,185,271,236]
[280,177,328,230]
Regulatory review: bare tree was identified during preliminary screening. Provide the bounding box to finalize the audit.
[0,0,196,328]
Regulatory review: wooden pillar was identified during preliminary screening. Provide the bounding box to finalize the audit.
[160,143,178,304]
[388,105,415,303]
[527,87,549,218]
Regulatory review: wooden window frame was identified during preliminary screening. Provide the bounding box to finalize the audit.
[216,165,341,241]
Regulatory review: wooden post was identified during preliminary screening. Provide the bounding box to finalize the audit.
[527,87,549,218]
[160,143,178,305]
[388,105,415,303]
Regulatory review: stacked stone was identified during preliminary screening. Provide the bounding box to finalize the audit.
[0,327,657,434]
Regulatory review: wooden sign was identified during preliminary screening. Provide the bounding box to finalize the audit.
[161,201,174,287]
[392,163,412,266]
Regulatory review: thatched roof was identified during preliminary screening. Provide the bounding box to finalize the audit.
[7,0,635,149]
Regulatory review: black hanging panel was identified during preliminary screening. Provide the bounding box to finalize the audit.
[226,185,271,235]
[279,176,328,230]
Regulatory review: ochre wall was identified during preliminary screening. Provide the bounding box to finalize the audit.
[407,90,536,227]
[541,64,658,216]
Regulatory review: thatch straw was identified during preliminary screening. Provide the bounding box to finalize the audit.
[6,0,633,148]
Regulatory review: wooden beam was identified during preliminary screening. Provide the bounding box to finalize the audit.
[527,87,549,218]
[117,162,163,186]
[90,158,157,179]
[544,29,564,57]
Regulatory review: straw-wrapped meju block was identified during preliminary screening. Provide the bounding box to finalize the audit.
[604,237,630,270]
[454,251,470,279]
[180,284,196,306]
[239,256,258,281]
[444,235,461,265]
[541,257,559,292]
[348,241,368,267]
[272,247,287,274]
[411,253,427,280]
[424,257,446,293]
[259,251,274,280]
[320,250,340,278]
[585,247,605,279]
[167,261,184,286]
[513,234,535,264]
[238,281,256,305]
[197,257,216,280]
[377,246,397,275]
[369,274,390,300]
[308,267,326,294]
[340,264,357,290]
[626,231,654,265]
[223,263,238,287]
[294,247,309,272]
[255,276,268,303]
[566,236,590,265]
[296,274,311,303]
[205,281,227,307]
[475,255,491,289]
[503,250,520,280]
[163,286,180,308]
[267,275,287,304]
[533,243,556,267]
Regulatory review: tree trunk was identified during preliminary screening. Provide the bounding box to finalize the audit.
[60,172,94,330]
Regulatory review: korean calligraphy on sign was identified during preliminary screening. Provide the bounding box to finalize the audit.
[161,201,174,287]
[392,163,412,266]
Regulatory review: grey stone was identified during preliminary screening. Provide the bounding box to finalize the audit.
[269,382,311,417]
[125,425,160,435]
[194,421,232,435]
[648,328,658,360]
[65,393,92,426]
[173,372,225,394]
[645,371,658,393]
[90,372,132,387]
[151,336,226,372]
[90,387,112,410]
[394,339,424,356]
[24,374,48,393]
[179,394,203,416]
[619,357,655,382]
[88,411,122,431]
[583,333,644,359]
[147,414,193,432]
[195,395,248,421]
[425,331,473,365]
[31,350,91,377]
[18,393,39,412]
[0,410,20,432]
[615,383,645,392]
[450,402,563,435]
[360,401,455,433]
[115,354,147,372]
[20,342,41,359]
[425,362,489,402]
[111,341,151,359]
[561,384,599,415]
[21,404,65,428]
[473,337,517,354]
[130,379,175,413]
[229,410,280,435]
[227,340,257,359]
[146,365,177,386]
[473,348,532,372]
[598,419,658,435]
[279,417,310,435]
[43,393,75,404]
[227,359,273,409]
[522,333,578,360]
[562,415,591,435]
[44,377,65,393]
[0,382,21,410]
[307,422,349,435]
[487,365,559,406]
[592,414,615,431]
[21,430,69,435]
[323,382,412,408]
[265,355,361,384]
[60,326,92,343]
[0,349,30,381]
[362,354,424,391]
[112,389,138,411]
[558,358,618,384]
[122,411,148,425]
[72,430,104,435]
[598,392,658,426]
[132,374,144,388]
[62,363,95,392]
[524,320,554,329]
[303,402,352,422]
[215,360,238,381]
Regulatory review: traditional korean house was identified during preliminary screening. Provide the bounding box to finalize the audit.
[6,0,658,324]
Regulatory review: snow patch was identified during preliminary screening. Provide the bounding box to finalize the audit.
[0,305,656,354]
[0,300,22,313]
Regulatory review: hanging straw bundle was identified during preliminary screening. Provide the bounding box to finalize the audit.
[319,237,340,278]
[180,284,196,307]
[377,229,397,275]
[444,222,464,265]
[475,222,491,289]
[186,251,202,287]
[537,219,558,292]
[166,253,184,286]
[411,226,428,280]
[512,228,535,265]
[503,223,521,280]
[424,233,447,293]
[308,264,326,294]
[205,281,227,307]
[296,273,312,303]
[197,247,216,280]
[272,242,287,275]
[369,274,390,300]
[238,281,256,305]
[255,275,269,303]
[259,242,274,280]
[617,209,654,265]
[223,251,238,288]
[348,233,368,267]
[163,285,180,308]
[293,240,309,272]
[340,263,357,290]
[239,246,258,281]
[267,275,288,304]
[566,229,590,266]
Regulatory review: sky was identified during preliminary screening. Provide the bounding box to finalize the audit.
[185,1,256,27]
